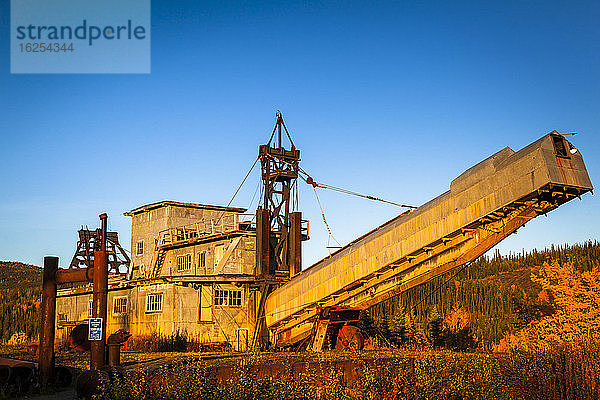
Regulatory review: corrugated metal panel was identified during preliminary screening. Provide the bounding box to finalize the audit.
[265,134,593,331]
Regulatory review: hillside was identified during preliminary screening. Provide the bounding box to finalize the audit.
[0,261,42,342]
[0,261,42,289]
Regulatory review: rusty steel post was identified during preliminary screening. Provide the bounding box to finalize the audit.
[107,344,121,367]
[289,212,302,277]
[90,214,108,370]
[39,256,58,386]
[255,208,270,276]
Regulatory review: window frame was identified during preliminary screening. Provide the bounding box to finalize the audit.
[214,289,228,306]
[113,296,128,315]
[136,240,144,255]
[145,292,164,313]
[552,135,570,158]
[176,254,193,272]
[214,289,243,307]
[229,290,242,306]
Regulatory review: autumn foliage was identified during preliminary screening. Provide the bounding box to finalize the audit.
[508,259,600,351]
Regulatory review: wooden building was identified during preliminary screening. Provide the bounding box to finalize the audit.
[56,201,262,351]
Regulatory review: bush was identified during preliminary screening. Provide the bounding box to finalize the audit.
[95,343,600,400]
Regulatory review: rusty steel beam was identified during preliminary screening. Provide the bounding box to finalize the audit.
[90,214,108,370]
[39,256,58,387]
[55,267,94,284]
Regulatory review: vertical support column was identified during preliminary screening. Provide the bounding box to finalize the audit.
[251,283,271,351]
[255,208,270,276]
[289,212,302,277]
[90,214,108,370]
[39,256,58,386]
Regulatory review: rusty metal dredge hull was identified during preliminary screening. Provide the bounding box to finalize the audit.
[265,132,593,348]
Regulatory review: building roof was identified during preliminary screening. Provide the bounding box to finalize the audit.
[123,201,247,216]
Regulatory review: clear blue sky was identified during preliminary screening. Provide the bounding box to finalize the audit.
[1,0,598,268]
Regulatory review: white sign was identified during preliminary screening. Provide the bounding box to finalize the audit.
[89,317,103,341]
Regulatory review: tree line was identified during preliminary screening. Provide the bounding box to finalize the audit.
[365,240,600,349]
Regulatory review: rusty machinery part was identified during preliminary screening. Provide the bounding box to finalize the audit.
[257,110,302,277]
[26,343,38,356]
[253,111,303,350]
[68,227,130,274]
[310,306,363,351]
[70,324,91,352]
[107,329,132,367]
[38,214,112,390]
[107,329,132,345]
[91,242,109,369]
[335,325,365,351]
[0,365,34,395]
[319,305,362,322]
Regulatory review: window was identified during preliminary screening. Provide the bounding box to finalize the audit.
[113,297,128,314]
[199,252,206,268]
[58,313,68,322]
[136,240,144,255]
[214,289,242,307]
[177,254,192,272]
[230,290,242,306]
[146,293,163,313]
[553,136,568,158]
[215,290,228,306]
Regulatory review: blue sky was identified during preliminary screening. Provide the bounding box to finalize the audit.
[1,0,598,268]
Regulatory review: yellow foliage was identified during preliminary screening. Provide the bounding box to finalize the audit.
[7,331,28,345]
[508,260,600,351]
[444,303,470,332]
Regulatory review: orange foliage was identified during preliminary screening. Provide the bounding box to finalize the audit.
[537,288,551,303]
[508,260,600,351]
[444,302,470,332]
